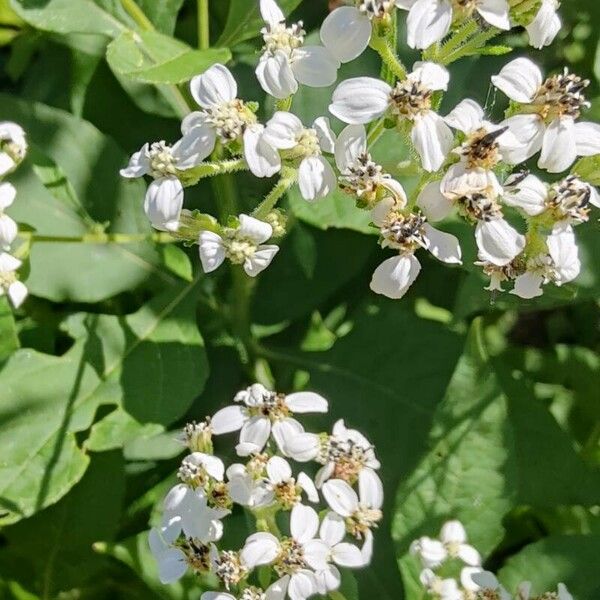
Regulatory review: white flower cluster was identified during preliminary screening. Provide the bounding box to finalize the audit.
[150,383,382,600]
[410,519,573,600]
[0,122,28,309]
[122,0,599,300]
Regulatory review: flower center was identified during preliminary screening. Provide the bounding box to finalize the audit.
[214,550,248,588]
[320,435,373,483]
[177,457,210,488]
[390,80,433,119]
[546,175,591,223]
[295,128,321,158]
[0,270,17,289]
[204,100,257,143]
[381,211,428,253]
[275,538,307,576]
[248,391,291,421]
[347,507,383,538]
[358,0,395,19]
[262,21,305,55]
[179,539,211,573]
[247,453,270,477]
[526,254,560,284]
[457,191,503,222]
[148,141,178,178]
[223,231,260,265]
[182,419,212,452]
[475,591,502,600]
[274,480,301,509]
[0,139,26,164]
[241,587,266,600]
[340,153,389,205]
[533,69,590,120]
[459,127,506,170]
[208,482,232,510]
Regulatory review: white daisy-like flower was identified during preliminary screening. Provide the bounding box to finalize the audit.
[184,64,280,178]
[198,214,280,277]
[329,62,454,172]
[320,1,397,64]
[262,112,337,201]
[256,0,339,100]
[470,571,511,600]
[241,504,330,600]
[0,121,27,176]
[369,197,462,300]
[511,223,580,299]
[0,252,28,309]
[526,0,561,49]
[395,0,510,50]
[334,124,407,208]
[419,568,462,600]
[210,383,328,457]
[410,520,481,569]
[492,58,600,172]
[322,470,384,539]
[0,182,18,250]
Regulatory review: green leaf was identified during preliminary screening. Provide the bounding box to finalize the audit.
[0,278,208,525]
[498,535,600,599]
[572,154,600,186]
[137,0,184,34]
[0,297,19,363]
[0,452,125,596]
[1,93,182,303]
[216,0,303,47]
[107,30,231,85]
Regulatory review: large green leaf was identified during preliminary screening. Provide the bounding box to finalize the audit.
[138,0,184,34]
[107,30,231,85]
[0,297,19,363]
[0,278,208,524]
[1,93,183,302]
[0,452,125,597]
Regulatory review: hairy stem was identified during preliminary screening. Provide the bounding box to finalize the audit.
[371,33,406,81]
[179,158,249,187]
[28,232,175,244]
[198,0,210,49]
[253,169,297,220]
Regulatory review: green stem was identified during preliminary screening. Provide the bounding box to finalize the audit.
[121,0,154,31]
[179,158,249,187]
[440,26,500,65]
[370,34,406,81]
[367,117,386,147]
[253,170,297,220]
[431,19,478,62]
[27,232,175,244]
[328,592,349,600]
[276,96,293,112]
[197,0,210,50]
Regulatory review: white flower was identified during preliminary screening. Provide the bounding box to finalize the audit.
[395,0,510,50]
[322,470,384,539]
[329,62,454,172]
[0,182,18,250]
[256,0,339,100]
[0,252,27,308]
[198,214,280,277]
[410,520,481,569]
[177,452,225,488]
[263,112,337,201]
[419,569,462,600]
[492,58,600,172]
[334,124,407,207]
[241,504,330,600]
[210,383,328,457]
[526,0,561,49]
[470,571,511,600]
[369,197,462,299]
[149,521,189,584]
[320,1,396,64]
[511,224,580,299]
[0,122,27,176]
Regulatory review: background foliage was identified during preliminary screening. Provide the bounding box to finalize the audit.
[0,0,599,598]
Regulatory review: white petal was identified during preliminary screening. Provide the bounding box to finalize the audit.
[441,163,502,198]
[291,46,339,88]
[491,58,542,103]
[0,215,18,249]
[190,452,225,481]
[173,124,216,169]
[411,61,450,91]
[406,0,452,50]
[120,144,150,178]
[382,178,408,206]
[440,520,467,544]
[211,405,246,434]
[329,77,392,125]
[264,111,304,150]
[298,472,319,503]
[256,52,298,100]
[501,114,545,165]
[558,584,573,600]
[285,432,321,462]
[0,182,16,210]
[539,117,577,173]
[315,565,341,594]
[198,230,226,273]
[415,538,448,568]
[144,177,183,232]
[266,577,289,600]
[267,456,292,484]
[0,153,16,177]
[0,252,21,274]
[322,479,358,517]
[238,214,273,244]
[417,181,453,222]
[7,280,28,308]
[244,244,279,277]
[238,416,271,453]
[320,511,346,546]
[332,543,364,568]
[201,594,236,600]
[411,112,454,172]
[548,225,580,285]
[476,0,511,30]
[291,504,320,543]
[527,0,561,49]
[423,223,462,264]
[574,121,600,157]
[475,219,526,266]
[298,156,337,202]
[181,111,205,135]
[313,117,336,154]
[315,463,335,488]
[243,125,282,178]
[190,64,237,108]
[511,272,544,299]
[303,539,330,570]
[241,532,280,568]
[271,417,305,456]
[163,483,190,513]
[358,468,384,509]
[458,544,482,566]
[472,571,500,590]
[361,530,374,565]
[461,567,484,592]
[288,571,318,600]
[156,547,188,584]
[335,124,367,171]
[503,173,547,216]
[285,391,328,413]
[371,197,395,227]
[444,99,484,133]
[260,0,285,25]
[320,7,372,64]
[370,254,422,300]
